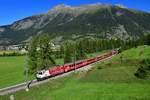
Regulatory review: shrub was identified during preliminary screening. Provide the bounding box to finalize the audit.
[134,59,150,79]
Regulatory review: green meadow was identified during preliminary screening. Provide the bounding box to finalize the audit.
[1,45,150,100]
[0,56,34,88]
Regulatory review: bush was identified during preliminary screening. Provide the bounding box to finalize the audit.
[134,59,150,79]
[134,67,147,78]
[97,66,102,69]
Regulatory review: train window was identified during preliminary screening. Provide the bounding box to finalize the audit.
[76,62,81,65]
[69,65,72,67]
[38,72,42,75]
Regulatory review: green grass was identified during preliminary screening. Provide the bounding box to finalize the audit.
[119,46,150,59]
[102,45,150,65]
[0,56,34,88]
[1,74,150,100]
[55,58,64,65]
[1,45,150,100]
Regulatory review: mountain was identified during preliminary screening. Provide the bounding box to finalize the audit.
[0,3,150,45]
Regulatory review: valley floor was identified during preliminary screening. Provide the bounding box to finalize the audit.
[1,45,150,100]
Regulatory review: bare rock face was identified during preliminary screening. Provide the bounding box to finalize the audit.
[116,10,124,16]
[11,19,34,30]
[33,15,49,29]
[111,25,130,40]
[0,27,5,32]
[0,38,11,44]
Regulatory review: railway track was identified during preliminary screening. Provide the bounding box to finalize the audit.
[0,53,117,96]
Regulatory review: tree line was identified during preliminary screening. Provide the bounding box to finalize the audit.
[28,33,150,74]
[56,37,138,63]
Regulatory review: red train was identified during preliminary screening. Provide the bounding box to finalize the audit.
[36,50,118,81]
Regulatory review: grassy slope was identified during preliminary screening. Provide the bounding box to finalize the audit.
[0,51,108,89]
[2,77,150,100]
[1,45,150,100]
[0,56,31,88]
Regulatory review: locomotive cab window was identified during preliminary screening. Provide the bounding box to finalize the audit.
[38,72,42,75]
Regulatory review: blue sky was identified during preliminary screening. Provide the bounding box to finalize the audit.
[0,0,150,26]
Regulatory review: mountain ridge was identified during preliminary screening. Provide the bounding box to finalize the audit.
[0,4,150,45]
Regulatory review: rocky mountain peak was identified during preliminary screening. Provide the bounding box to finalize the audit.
[48,4,74,14]
[79,3,111,8]
[53,4,72,10]
[48,3,112,15]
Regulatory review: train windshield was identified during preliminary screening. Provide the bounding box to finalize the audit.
[37,70,46,75]
[38,72,43,75]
